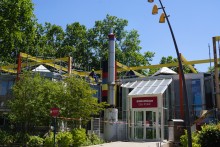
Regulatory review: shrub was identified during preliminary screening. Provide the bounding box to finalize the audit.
[180,130,200,147]
[86,133,104,145]
[27,136,44,146]
[44,132,56,147]
[198,124,220,147]
[71,128,87,147]
[0,130,13,146]
[13,132,29,144]
[56,131,73,147]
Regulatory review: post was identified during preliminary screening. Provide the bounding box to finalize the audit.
[158,0,192,146]
[68,56,72,75]
[213,37,220,110]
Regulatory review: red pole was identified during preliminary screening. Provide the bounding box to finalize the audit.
[16,53,21,81]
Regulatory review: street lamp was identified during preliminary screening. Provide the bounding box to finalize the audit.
[148,1,192,147]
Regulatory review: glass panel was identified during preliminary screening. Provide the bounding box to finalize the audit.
[146,128,156,139]
[146,111,152,126]
[134,111,143,126]
[153,111,156,126]
[145,111,157,127]
[192,79,202,118]
[134,127,143,139]
[0,81,7,95]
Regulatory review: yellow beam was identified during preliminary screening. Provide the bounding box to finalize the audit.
[180,55,197,73]
[0,68,17,73]
[215,36,220,41]
[116,62,145,77]
[117,58,219,71]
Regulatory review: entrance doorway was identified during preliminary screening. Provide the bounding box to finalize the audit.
[131,110,160,140]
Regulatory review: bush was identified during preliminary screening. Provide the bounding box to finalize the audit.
[198,124,220,147]
[71,128,87,147]
[56,131,73,147]
[27,136,44,146]
[0,130,13,146]
[180,130,200,147]
[13,132,29,144]
[86,133,104,145]
[44,132,56,147]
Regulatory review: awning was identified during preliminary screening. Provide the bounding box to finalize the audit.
[121,78,172,96]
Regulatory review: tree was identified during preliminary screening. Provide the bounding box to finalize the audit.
[8,73,62,131]
[88,15,155,70]
[33,22,67,58]
[0,0,36,64]
[207,66,214,73]
[58,76,107,121]
[160,56,178,72]
[8,73,107,132]
[63,22,89,69]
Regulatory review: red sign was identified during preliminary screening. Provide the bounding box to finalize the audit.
[132,97,157,108]
[50,108,60,117]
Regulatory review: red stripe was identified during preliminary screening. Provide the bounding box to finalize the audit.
[102,72,108,78]
[102,90,108,97]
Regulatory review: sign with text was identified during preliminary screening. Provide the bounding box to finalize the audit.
[50,108,60,117]
[132,97,157,108]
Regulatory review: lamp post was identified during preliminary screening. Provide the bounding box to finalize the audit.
[148,1,192,147]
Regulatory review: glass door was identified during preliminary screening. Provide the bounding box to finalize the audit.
[134,111,144,139]
[133,110,158,140]
[145,111,156,139]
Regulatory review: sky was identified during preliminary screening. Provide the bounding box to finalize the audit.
[32,0,220,72]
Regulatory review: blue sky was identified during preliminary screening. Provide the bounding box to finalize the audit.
[32,0,220,72]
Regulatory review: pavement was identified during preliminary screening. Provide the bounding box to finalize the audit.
[88,141,170,147]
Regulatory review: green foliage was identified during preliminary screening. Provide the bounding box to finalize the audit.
[0,130,13,145]
[0,131,30,146]
[0,0,36,63]
[181,123,220,147]
[180,130,200,147]
[44,132,55,147]
[1,2,156,76]
[85,133,104,145]
[149,56,197,75]
[60,76,107,122]
[8,72,62,128]
[207,66,214,73]
[198,123,220,147]
[56,131,73,147]
[13,132,30,145]
[27,136,44,146]
[71,128,87,147]
[8,73,106,135]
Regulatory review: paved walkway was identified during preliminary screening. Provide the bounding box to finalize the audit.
[88,141,170,147]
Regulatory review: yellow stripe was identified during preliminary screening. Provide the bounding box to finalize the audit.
[102,84,108,90]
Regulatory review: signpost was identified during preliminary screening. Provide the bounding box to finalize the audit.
[50,108,59,147]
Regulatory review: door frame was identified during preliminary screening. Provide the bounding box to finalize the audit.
[130,108,161,141]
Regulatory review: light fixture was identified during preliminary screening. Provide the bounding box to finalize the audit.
[152,5,158,15]
[159,13,165,23]
[147,1,192,146]
[148,0,154,3]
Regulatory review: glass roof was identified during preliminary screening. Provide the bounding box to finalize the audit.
[122,79,172,96]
